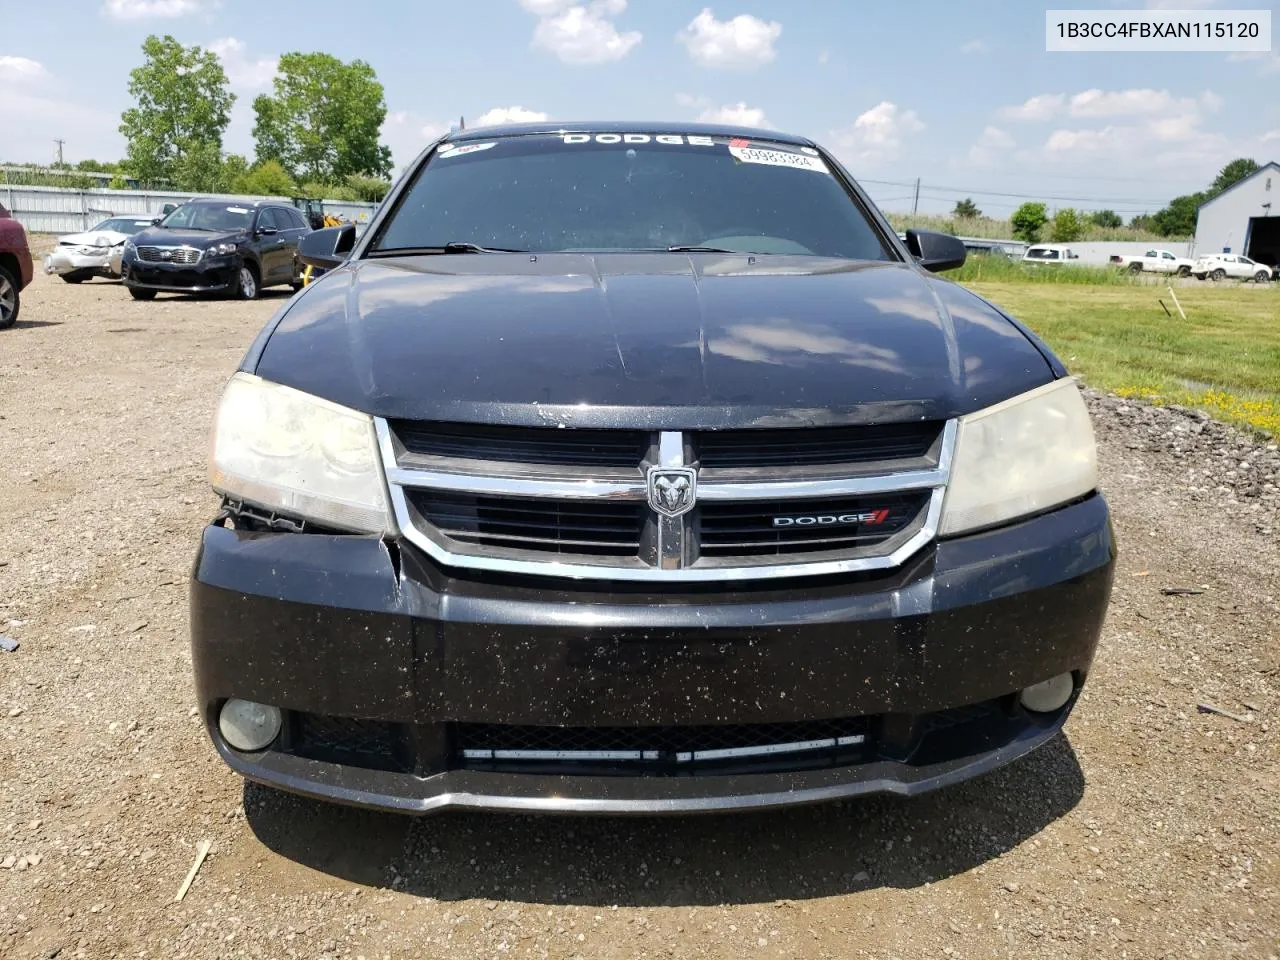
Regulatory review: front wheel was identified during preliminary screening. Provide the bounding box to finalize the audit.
[234,264,259,300]
[1255,270,1271,283]
[0,264,19,329]
[1177,266,1190,277]
[128,287,157,301]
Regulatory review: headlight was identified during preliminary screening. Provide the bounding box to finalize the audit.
[207,242,239,257]
[124,240,137,257]
[939,379,1097,536]
[210,373,395,534]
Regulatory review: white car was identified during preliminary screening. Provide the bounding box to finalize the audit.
[44,216,156,283]
[1022,244,1079,265]
[1108,249,1194,276]
[1190,253,1276,283]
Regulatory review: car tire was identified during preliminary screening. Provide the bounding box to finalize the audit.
[1129,262,1142,273]
[1210,268,1226,281]
[1177,266,1190,277]
[1255,270,1271,283]
[235,264,259,300]
[60,270,91,284]
[128,287,157,301]
[0,263,19,329]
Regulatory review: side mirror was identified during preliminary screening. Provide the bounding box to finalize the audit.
[257,225,279,236]
[904,229,966,273]
[299,223,357,269]
[151,217,162,225]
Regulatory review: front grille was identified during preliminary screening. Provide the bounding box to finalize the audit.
[383,419,955,580]
[697,422,941,470]
[407,490,646,557]
[699,491,929,558]
[456,717,870,767]
[390,421,647,469]
[135,245,201,264]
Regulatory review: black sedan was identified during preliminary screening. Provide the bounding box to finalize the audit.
[191,123,1115,815]
[122,200,310,300]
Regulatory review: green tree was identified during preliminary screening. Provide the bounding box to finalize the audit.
[1209,157,1259,196]
[952,197,981,219]
[1010,201,1048,243]
[252,52,392,182]
[221,153,250,190]
[171,140,227,193]
[1129,213,1156,232]
[233,159,298,197]
[1089,209,1122,229]
[344,173,393,202]
[1049,207,1084,243]
[1151,193,1206,237]
[119,35,234,187]
[108,174,130,190]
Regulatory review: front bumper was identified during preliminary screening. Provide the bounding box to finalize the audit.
[44,249,112,276]
[191,495,1116,815]
[122,256,236,292]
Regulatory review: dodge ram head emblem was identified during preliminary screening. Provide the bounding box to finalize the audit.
[647,467,697,518]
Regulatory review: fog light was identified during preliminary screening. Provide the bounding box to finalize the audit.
[218,699,282,752]
[1020,674,1074,713]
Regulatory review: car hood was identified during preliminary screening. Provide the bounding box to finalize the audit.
[57,230,130,247]
[130,227,245,248]
[252,254,1057,430]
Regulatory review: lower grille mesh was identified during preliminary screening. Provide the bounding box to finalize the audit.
[456,717,870,757]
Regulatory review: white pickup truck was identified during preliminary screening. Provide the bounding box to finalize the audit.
[1108,249,1194,276]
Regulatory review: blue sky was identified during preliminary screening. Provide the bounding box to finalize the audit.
[1,0,1277,216]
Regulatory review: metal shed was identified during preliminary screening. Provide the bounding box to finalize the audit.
[1194,161,1279,268]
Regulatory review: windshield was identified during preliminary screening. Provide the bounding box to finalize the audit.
[92,218,150,235]
[161,203,254,232]
[374,134,892,260]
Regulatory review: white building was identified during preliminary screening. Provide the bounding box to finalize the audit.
[1194,161,1279,268]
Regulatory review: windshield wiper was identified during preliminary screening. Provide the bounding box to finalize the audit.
[370,242,526,256]
[666,245,738,253]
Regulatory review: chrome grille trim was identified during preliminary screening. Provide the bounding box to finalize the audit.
[135,245,202,264]
[376,418,956,582]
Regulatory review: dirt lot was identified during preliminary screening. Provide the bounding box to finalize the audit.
[1,269,1277,960]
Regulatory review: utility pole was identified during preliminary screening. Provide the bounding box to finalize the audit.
[53,138,66,167]
[911,177,920,215]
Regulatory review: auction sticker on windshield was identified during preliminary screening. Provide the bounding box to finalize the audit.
[728,145,830,174]
[438,142,497,159]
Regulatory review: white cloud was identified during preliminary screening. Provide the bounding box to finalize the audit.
[678,8,782,70]
[207,37,277,90]
[997,93,1065,122]
[101,0,209,19]
[523,0,641,65]
[1227,50,1280,75]
[960,39,989,54]
[1068,87,1209,118]
[831,102,924,168]
[473,106,550,127]
[696,102,773,129]
[0,56,48,82]
[1263,130,1280,143]
[967,125,1015,166]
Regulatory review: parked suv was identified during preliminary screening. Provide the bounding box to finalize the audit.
[0,201,34,329]
[192,123,1116,815]
[122,199,310,300]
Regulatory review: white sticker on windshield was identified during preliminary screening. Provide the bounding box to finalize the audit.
[728,145,830,174]
[438,142,496,159]
[226,206,249,214]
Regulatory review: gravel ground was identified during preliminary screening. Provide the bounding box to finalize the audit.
[1,270,1276,960]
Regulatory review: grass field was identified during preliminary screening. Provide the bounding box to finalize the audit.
[888,212,1175,243]
[964,280,1280,437]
